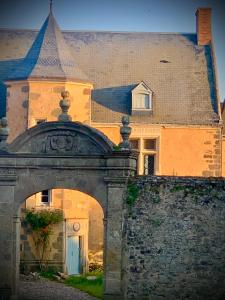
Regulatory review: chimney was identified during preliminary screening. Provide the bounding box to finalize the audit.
[196,8,212,45]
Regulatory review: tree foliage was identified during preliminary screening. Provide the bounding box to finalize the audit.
[24,208,63,271]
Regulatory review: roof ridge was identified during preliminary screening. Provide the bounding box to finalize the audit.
[43,12,67,79]
[0,27,197,36]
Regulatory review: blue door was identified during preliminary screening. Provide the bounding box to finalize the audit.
[67,236,80,275]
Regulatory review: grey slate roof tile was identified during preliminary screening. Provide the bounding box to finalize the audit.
[6,12,88,82]
[0,21,219,124]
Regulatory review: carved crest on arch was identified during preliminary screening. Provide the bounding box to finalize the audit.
[39,131,98,154]
[9,122,114,155]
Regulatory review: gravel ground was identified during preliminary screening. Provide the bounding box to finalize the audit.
[19,275,97,300]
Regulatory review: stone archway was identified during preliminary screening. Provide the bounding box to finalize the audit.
[0,120,137,300]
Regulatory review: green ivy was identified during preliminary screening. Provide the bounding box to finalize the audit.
[126,181,139,205]
[113,145,121,151]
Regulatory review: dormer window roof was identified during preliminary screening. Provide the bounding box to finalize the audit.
[131,82,153,114]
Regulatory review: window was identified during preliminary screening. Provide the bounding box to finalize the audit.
[133,93,150,110]
[41,190,51,205]
[144,139,156,150]
[144,155,155,175]
[131,81,153,113]
[130,137,158,175]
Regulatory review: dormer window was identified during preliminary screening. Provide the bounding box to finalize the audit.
[133,93,151,110]
[131,81,153,114]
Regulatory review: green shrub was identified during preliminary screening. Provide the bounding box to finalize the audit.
[23,208,63,271]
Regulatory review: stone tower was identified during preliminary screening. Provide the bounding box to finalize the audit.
[5,7,93,141]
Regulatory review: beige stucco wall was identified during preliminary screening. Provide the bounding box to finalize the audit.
[6,81,29,142]
[94,124,222,177]
[28,81,93,128]
[88,199,104,253]
[222,138,225,177]
[6,80,93,142]
[160,127,222,177]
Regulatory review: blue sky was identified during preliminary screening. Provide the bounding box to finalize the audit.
[0,0,224,101]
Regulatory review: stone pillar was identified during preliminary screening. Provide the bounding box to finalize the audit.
[12,214,21,298]
[0,176,17,300]
[104,180,126,300]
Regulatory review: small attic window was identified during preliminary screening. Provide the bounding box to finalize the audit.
[131,82,153,113]
[133,93,151,110]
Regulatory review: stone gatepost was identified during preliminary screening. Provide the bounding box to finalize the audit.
[103,179,126,300]
[0,175,17,300]
[102,116,136,300]
[103,151,137,299]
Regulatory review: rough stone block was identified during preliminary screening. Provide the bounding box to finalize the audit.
[21,86,29,93]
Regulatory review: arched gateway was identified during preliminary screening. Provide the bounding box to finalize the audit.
[0,117,137,300]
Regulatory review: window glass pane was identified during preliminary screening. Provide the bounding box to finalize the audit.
[41,190,50,204]
[144,139,156,150]
[133,94,150,109]
[144,94,150,109]
[130,139,139,150]
[144,155,155,175]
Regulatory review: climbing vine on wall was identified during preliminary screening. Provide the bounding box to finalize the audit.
[23,209,63,271]
[126,181,139,205]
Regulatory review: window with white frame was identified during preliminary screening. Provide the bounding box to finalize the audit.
[130,137,158,175]
[133,93,151,110]
[131,81,153,112]
[40,190,51,205]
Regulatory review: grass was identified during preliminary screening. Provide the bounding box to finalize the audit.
[39,270,56,280]
[40,270,103,299]
[65,271,103,299]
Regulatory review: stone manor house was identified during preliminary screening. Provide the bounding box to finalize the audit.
[0,7,224,274]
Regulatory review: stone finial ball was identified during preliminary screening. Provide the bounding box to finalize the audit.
[122,115,129,126]
[1,117,8,127]
[61,91,70,99]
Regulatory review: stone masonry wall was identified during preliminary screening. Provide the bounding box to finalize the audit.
[123,176,225,300]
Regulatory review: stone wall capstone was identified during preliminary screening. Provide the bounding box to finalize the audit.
[123,176,225,300]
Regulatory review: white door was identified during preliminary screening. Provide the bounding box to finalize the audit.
[66,236,80,275]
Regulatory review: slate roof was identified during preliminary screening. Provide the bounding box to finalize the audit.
[0,19,220,125]
[5,12,88,82]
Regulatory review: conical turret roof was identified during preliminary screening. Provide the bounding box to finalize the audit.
[8,12,88,82]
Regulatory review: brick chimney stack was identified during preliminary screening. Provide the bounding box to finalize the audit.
[196,8,212,45]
